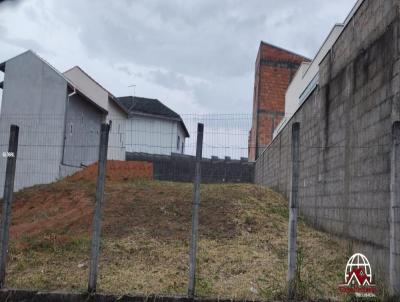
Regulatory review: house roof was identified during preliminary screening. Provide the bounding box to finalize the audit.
[116,96,189,137]
[0,50,108,113]
[63,65,129,115]
[1,50,75,87]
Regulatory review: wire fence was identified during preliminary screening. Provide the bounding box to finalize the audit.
[181,114,252,159]
[0,114,390,300]
[0,113,394,192]
[0,113,254,192]
[119,113,252,160]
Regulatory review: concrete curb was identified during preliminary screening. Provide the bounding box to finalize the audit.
[0,289,259,302]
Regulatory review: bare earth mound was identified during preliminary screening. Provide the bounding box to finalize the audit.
[67,160,153,182]
[4,176,349,300]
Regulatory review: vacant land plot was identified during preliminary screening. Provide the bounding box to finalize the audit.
[3,173,350,300]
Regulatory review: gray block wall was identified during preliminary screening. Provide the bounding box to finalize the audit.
[255,0,400,283]
[127,152,254,183]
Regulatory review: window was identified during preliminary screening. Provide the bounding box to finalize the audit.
[181,141,184,153]
[177,136,180,150]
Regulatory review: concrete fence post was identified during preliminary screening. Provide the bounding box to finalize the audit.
[188,123,204,298]
[88,123,110,293]
[0,125,19,288]
[390,121,400,297]
[287,122,300,300]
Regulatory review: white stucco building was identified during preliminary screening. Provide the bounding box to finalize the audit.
[116,96,189,155]
[273,24,344,138]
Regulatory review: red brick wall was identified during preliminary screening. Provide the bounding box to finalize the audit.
[249,42,309,161]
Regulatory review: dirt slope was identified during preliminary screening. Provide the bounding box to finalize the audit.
[4,175,350,300]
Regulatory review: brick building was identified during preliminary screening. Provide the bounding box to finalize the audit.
[248,42,309,160]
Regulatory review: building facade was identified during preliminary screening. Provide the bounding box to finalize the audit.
[116,96,189,156]
[248,42,309,161]
[63,66,128,161]
[0,51,190,192]
[273,25,345,138]
[0,51,107,192]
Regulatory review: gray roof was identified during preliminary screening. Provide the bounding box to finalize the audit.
[116,96,189,137]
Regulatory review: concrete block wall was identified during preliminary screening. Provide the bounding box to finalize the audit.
[255,0,400,282]
[127,152,254,184]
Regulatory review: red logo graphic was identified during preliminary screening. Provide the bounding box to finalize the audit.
[338,253,377,297]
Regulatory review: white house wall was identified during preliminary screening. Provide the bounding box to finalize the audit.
[107,100,126,160]
[284,62,311,118]
[0,51,67,192]
[64,67,128,161]
[176,124,186,154]
[126,115,181,155]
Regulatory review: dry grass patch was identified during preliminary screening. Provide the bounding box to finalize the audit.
[3,178,348,300]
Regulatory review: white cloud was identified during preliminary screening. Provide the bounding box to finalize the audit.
[0,0,357,114]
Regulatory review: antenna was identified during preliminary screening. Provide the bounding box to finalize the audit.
[128,84,136,97]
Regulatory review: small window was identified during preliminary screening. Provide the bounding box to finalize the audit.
[177,136,180,150]
[181,141,184,153]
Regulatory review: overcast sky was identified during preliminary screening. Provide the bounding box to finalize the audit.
[0,0,356,114]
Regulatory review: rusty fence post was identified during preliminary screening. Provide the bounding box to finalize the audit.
[88,123,110,293]
[188,123,204,298]
[0,125,19,287]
